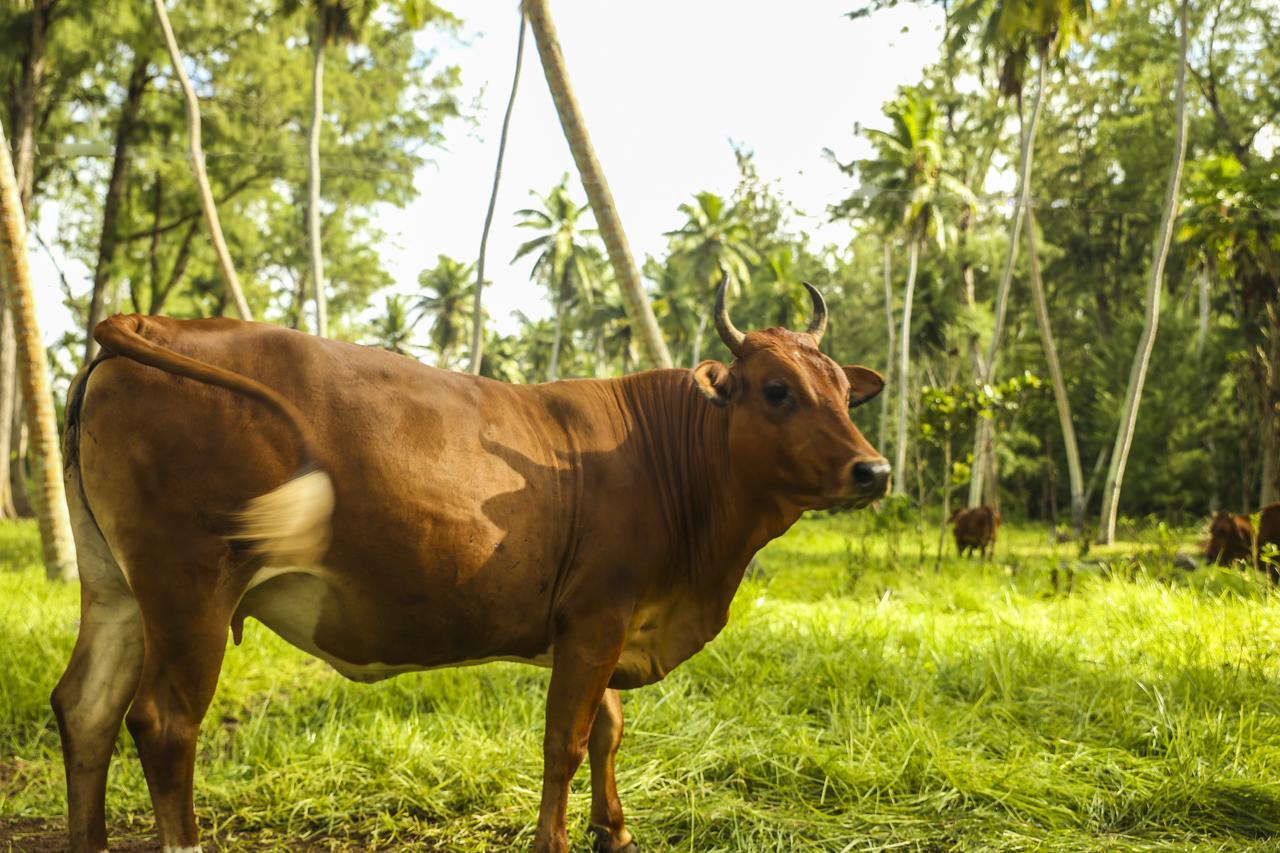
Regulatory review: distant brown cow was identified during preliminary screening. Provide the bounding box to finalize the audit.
[1204,511,1254,565]
[949,506,1001,559]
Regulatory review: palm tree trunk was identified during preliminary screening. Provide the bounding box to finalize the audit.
[471,12,526,374]
[85,58,149,362]
[0,119,76,580]
[0,299,19,518]
[969,53,1048,507]
[548,296,565,381]
[1099,0,1190,543]
[893,238,920,495]
[1026,207,1085,534]
[523,0,671,371]
[152,0,252,321]
[881,238,895,458]
[11,0,50,218]
[308,35,328,338]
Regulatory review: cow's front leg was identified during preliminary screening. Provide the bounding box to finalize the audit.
[588,688,636,852]
[534,618,625,853]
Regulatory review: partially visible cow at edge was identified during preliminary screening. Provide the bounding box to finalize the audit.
[1205,511,1254,565]
[949,506,1001,559]
[1206,503,1280,581]
[53,278,890,853]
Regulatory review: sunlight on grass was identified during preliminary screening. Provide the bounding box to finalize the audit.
[4,515,1280,851]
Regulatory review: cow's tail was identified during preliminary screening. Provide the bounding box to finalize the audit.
[92,314,334,566]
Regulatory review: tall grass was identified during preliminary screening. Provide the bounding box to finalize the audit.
[3,515,1280,850]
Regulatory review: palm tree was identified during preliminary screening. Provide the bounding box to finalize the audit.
[1098,0,1190,543]
[522,0,672,370]
[665,192,760,360]
[151,0,252,319]
[367,294,420,357]
[415,255,476,370]
[513,178,599,380]
[0,118,76,581]
[858,88,974,495]
[470,10,526,374]
[950,0,1098,507]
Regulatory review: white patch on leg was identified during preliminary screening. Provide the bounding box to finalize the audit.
[164,846,203,853]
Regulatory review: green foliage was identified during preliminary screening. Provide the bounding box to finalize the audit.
[7,517,1280,849]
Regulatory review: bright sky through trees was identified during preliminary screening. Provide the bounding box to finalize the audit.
[30,1,943,341]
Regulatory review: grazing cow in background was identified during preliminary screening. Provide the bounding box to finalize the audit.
[1204,511,1254,566]
[53,278,889,853]
[949,506,1001,559]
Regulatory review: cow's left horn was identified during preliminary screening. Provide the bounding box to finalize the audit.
[714,273,746,357]
[803,281,827,344]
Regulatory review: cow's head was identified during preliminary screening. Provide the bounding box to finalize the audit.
[692,277,890,509]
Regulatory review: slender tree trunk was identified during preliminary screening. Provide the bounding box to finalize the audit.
[1099,0,1190,543]
[523,0,671,370]
[10,396,32,518]
[471,12,526,374]
[881,238,895,457]
[308,35,328,337]
[969,54,1048,507]
[0,119,76,580]
[0,297,18,518]
[11,0,50,218]
[893,239,920,495]
[152,0,252,320]
[548,296,565,381]
[689,312,706,368]
[85,58,149,362]
[1026,207,1085,534]
[1259,304,1280,505]
[594,331,606,378]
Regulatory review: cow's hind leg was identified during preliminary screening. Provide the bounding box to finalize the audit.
[588,689,636,852]
[124,546,239,853]
[51,515,144,853]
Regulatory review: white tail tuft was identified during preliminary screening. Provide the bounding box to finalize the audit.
[230,469,335,565]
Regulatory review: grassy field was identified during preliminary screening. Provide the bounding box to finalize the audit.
[4,513,1280,851]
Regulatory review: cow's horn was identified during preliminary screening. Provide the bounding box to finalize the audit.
[802,281,827,344]
[714,273,746,357]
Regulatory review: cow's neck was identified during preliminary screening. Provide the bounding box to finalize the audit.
[615,371,805,606]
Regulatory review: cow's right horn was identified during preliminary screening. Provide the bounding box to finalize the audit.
[714,273,746,357]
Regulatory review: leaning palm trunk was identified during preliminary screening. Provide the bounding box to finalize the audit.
[523,0,671,370]
[1026,207,1085,534]
[0,119,76,580]
[881,239,895,458]
[968,54,1048,507]
[308,36,328,338]
[152,0,251,320]
[893,239,920,495]
[1098,0,1190,543]
[471,12,526,374]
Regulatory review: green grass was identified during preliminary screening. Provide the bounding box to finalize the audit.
[4,514,1280,851]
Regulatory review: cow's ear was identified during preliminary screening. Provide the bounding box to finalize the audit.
[844,365,885,408]
[692,360,735,407]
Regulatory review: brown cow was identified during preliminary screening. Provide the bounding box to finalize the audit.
[949,506,1001,559]
[53,280,888,853]
[1204,511,1254,566]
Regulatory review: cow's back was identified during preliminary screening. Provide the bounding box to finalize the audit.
[75,318,631,672]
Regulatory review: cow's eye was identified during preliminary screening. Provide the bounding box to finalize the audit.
[763,380,791,407]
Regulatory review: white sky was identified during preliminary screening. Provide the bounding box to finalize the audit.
[31,1,944,344]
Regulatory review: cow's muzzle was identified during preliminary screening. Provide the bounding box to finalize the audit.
[850,459,891,502]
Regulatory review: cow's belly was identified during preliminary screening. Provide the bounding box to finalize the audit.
[235,568,553,683]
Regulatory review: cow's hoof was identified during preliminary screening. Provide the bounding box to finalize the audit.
[589,825,638,853]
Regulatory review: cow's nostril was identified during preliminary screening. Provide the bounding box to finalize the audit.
[852,460,891,496]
